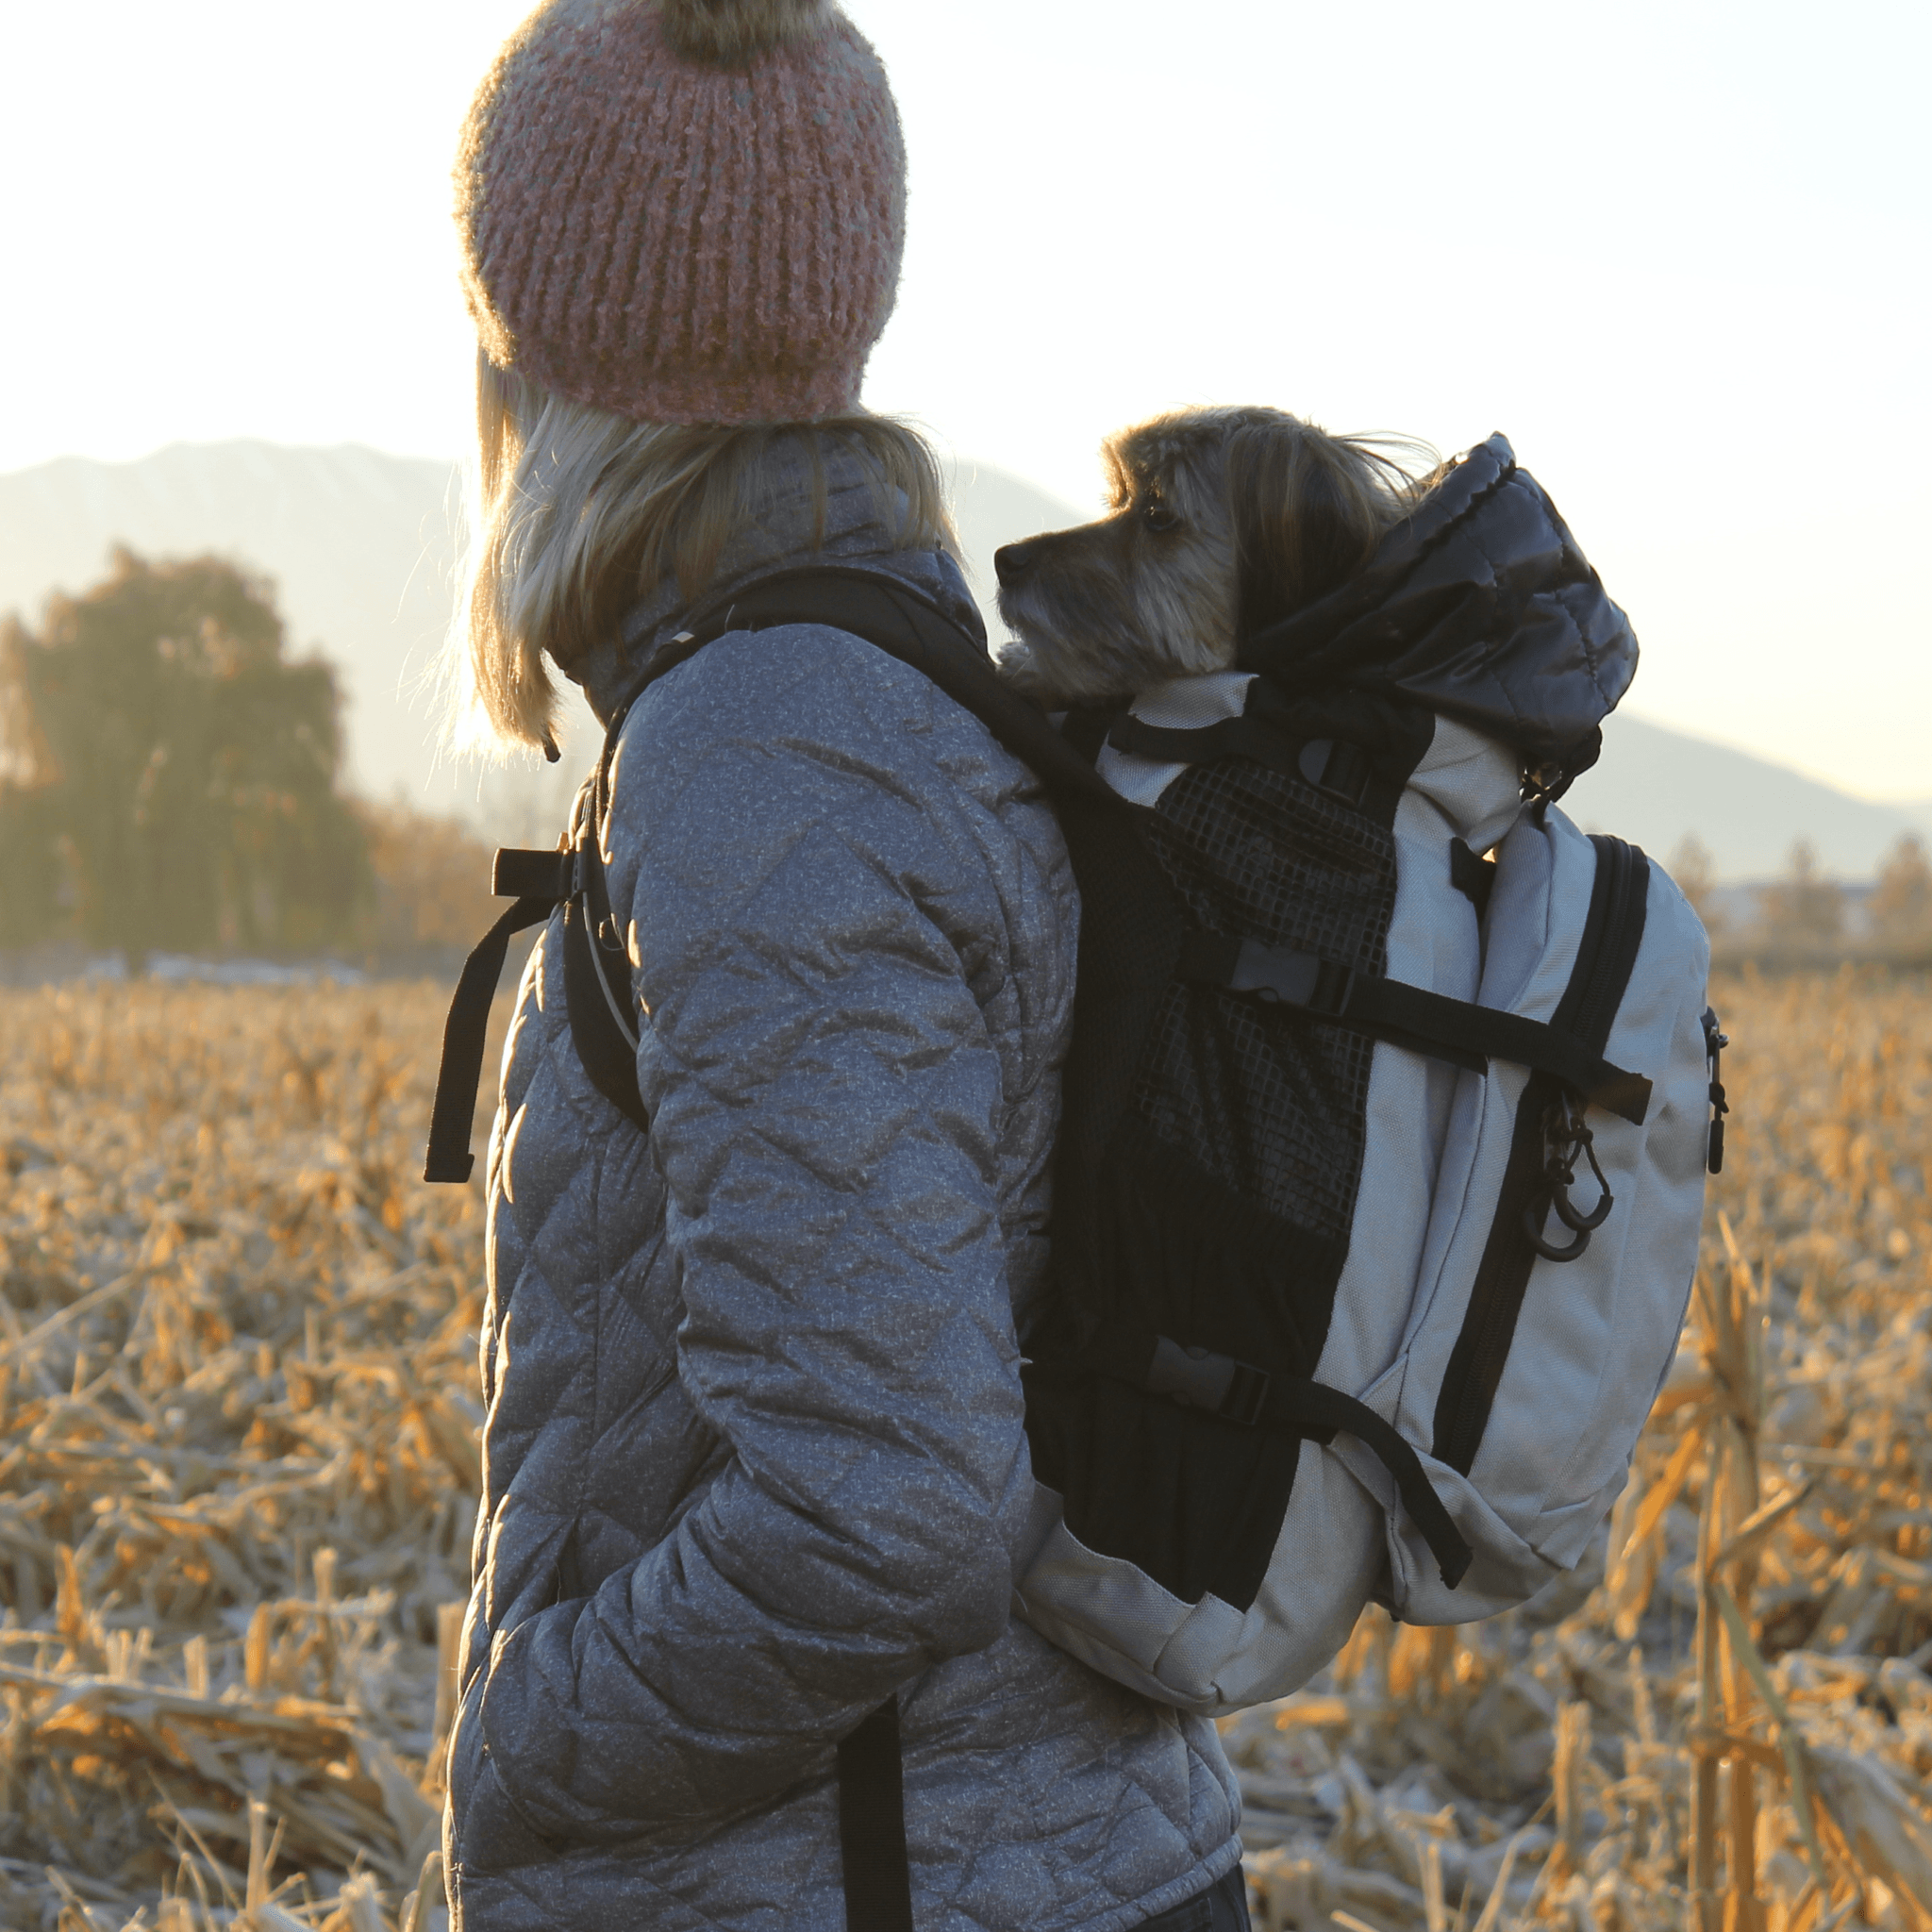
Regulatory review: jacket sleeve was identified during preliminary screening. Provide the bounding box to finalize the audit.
[474,629,1037,1841]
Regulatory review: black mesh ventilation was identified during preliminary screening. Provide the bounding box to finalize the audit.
[1133,758,1394,1242]
[1025,691,1434,1611]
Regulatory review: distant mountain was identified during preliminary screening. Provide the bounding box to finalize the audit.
[0,441,462,804]
[1,439,1922,876]
[1564,715,1929,879]
[0,439,1082,828]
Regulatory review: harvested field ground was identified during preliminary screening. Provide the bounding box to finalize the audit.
[0,972,1927,1931]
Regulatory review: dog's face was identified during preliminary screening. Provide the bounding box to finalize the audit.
[992,412,1240,708]
[991,405,1409,708]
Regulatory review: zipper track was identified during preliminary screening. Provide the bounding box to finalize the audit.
[1429,835,1650,1476]
[1559,839,1647,1050]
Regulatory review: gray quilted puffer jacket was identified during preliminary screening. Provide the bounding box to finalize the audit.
[443,444,1241,1931]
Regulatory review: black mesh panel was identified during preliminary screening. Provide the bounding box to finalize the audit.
[1027,694,1433,1612]
[1131,757,1394,1244]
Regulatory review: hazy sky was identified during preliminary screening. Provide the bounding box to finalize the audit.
[6,1,1926,799]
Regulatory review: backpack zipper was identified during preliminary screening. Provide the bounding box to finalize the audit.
[1559,839,1647,1049]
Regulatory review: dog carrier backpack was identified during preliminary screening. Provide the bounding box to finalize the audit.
[426,558,1717,1704]
[425,457,1719,1907]
[426,444,1723,1908]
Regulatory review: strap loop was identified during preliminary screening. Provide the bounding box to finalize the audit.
[423,896,558,1183]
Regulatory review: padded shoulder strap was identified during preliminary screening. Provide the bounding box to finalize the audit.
[579,570,1137,1932]
[555,566,1140,1140]
[608,564,1119,809]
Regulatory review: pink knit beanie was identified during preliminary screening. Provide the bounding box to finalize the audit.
[456,0,906,425]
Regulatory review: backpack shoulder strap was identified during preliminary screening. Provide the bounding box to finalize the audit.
[425,564,1133,1186]
[556,565,1136,1133]
[609,563,1117,808]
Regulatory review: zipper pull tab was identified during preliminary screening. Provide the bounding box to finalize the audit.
[1702,1006,1729,1174]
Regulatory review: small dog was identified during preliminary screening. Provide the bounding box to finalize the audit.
[992,406,1429,708]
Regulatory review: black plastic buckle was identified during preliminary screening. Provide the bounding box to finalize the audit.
[1297,739,1370,808]
[491,848,576,900]
[1145,1337,1270,1426]
[1226,941,1355,1017]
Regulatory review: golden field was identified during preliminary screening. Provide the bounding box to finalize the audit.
[0,973,1927,1932]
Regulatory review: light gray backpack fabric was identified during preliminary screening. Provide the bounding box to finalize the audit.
[1012,678,1714,1714]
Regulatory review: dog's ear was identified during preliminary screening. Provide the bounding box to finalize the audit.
[1225,418,1385,641]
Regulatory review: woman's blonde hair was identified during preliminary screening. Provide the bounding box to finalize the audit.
[454,351,957,752]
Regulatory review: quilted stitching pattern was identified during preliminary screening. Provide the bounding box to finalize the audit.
[447,554,1239,1929]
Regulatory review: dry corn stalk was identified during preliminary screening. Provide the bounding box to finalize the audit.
[0,984,486,1927]
[3,965,1931,1930]
[1226,970,1932,1932]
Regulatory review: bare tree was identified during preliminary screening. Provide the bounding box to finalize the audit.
[1667,834,1724,941]
[1870,833,1932,953]
[1755,838,1842,951]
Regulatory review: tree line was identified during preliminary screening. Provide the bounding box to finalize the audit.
[4,547,1927,974]
[0,549,497,970]
[1672,831,1932,963]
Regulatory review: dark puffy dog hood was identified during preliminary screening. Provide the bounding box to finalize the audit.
[1238,434,1637,787]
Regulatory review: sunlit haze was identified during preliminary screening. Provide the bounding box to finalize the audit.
[5,0,1926,799]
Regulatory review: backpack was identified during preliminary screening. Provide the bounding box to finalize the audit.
[425,558,1722,1919]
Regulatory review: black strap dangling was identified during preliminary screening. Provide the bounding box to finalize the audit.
[837,1696,913,1932]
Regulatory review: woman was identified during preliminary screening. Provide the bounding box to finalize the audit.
[441,2,1244,1926]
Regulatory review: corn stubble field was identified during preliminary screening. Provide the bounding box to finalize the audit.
[0,974,1927,1932]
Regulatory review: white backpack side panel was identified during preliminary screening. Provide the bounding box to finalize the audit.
[1381,812,1711,1624]
[1466,861,1709,1551]
[1381,809,1596,1439]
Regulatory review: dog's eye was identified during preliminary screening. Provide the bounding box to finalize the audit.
[1141,501,1181,533]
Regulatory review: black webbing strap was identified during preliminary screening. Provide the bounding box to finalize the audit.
[1449,838,1497,917]
[838,1695,913,1932]
[1103,713,1375,808]
[1260,1377,1473,1589]
[1430,835,1653,1474]
[635,566,1120,813]
[424,890,561,1182]
[1106,713,1296,776]
[1175,934,1652,1125]
[1074,1325,1473,1589]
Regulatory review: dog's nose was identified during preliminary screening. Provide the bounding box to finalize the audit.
[993,540,1039,588]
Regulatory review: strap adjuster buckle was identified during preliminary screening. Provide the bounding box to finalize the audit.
[1226,941,1355,1018]
[1146,1336,1270,1426]
[491,848,576,900]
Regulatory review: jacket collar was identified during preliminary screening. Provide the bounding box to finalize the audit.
[558,436,985,725]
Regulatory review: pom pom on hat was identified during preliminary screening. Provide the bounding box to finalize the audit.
[659,0,837,64]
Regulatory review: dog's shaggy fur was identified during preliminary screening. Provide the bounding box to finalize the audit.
[994,407,1432,708]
